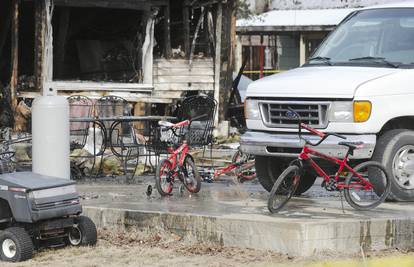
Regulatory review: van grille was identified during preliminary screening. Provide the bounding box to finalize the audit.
[259,101,330,128]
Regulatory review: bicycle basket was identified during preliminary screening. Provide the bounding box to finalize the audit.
[159,126,181,145]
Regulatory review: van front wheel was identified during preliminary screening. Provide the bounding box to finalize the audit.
[372,129,414,201]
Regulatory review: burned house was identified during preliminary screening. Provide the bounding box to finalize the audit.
[0,0,235,128]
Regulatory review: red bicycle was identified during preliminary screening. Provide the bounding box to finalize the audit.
[200,149,256,183]
[155,118,202,196]
[268,108,391,212]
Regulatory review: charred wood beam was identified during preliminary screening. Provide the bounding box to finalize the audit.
[163,4,172,59]
[34,0,54,94]
[10,0,20,111]
[34,0,46,91]
[207,10,215,53]
[142,10,156,84]
[189,7,205,66]
[55,7,70,77]
[213,1,222,125]
[220,0,235,121]
[182,1,190,56]
[190,0,222,9]
[51,0,168,10]
[203,8,212,57]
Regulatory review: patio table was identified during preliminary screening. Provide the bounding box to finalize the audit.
[69,115,177,180]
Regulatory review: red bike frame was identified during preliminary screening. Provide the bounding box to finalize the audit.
[298,123,373,190]
[162,120,191,180]
[212,160,256,180]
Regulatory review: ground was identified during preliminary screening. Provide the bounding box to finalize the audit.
[3,228,414,267]
[3,173,414,266]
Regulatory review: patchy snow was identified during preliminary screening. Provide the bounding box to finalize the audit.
[268,0,412,10]
[361,1,414,9]
[237,8,357,27]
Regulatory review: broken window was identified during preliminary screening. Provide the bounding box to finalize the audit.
[52,6,147,83]
[0,0,35,89]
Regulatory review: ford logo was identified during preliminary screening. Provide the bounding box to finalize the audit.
[286,110,297,118]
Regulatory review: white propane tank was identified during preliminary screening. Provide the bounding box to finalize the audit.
[32,95,70,179]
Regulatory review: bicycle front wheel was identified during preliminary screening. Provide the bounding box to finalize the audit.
[344,161,391,210]
[267,165,301,213]
[182,157,202,193]
[232,150,256,182]
[155,159,174,196]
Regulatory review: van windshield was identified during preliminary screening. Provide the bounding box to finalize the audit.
[309,8,414,68]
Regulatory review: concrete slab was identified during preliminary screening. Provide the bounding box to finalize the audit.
[77,178,414,257]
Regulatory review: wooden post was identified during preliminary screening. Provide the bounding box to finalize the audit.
[163,4,172,59]
[34,0,46,91]
[55,7,70,78]
[35,0,54,94]
[189,8,205,66]
[213,1,222,127]
[299,33,306,66]
[182,1,190,56]
[219,0,236,124]
[235,35,242,71]
[10,0,20,111]
[133,102,147,131]
[142,11,155,85]
[229,4,237,76]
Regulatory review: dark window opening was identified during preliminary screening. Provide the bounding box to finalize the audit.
[0,0,35,88]
[52,6,146,83]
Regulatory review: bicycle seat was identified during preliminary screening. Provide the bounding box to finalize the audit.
[338,141,364,150]
[158,121,174,127]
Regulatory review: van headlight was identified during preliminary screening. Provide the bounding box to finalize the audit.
[328,102,353,122]
[244,99,261,120]
[328,101,372,123]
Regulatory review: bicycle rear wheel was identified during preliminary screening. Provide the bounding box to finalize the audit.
[267,165,301,213]
[182,157,202,193]
[155,159,174,196]
[344,161,391,210]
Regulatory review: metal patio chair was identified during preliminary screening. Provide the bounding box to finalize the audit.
[175,94,217,169]
[68,95,94,150]
[68,95,98,179]
[95,96,139,178]
[177,94,217,148]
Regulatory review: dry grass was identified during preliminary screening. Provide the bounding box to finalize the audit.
[3,228,413,267]
[2,228,286,267]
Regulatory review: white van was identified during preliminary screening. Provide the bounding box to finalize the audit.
[241,2,414,200]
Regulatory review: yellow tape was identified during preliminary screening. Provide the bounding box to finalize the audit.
[307,256,414,267]
[242,70,284,74]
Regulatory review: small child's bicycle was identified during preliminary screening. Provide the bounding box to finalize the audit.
[268,108,391,213]
[200,149,256,183]
[155,118,202,196]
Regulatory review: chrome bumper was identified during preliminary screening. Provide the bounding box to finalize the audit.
[240,131,376,159]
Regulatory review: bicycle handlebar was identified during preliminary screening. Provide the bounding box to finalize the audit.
[287,108,346,146]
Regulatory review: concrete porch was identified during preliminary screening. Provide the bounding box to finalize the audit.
[77,177,414,257]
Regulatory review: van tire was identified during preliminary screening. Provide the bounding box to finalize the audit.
[372,129,414,201]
